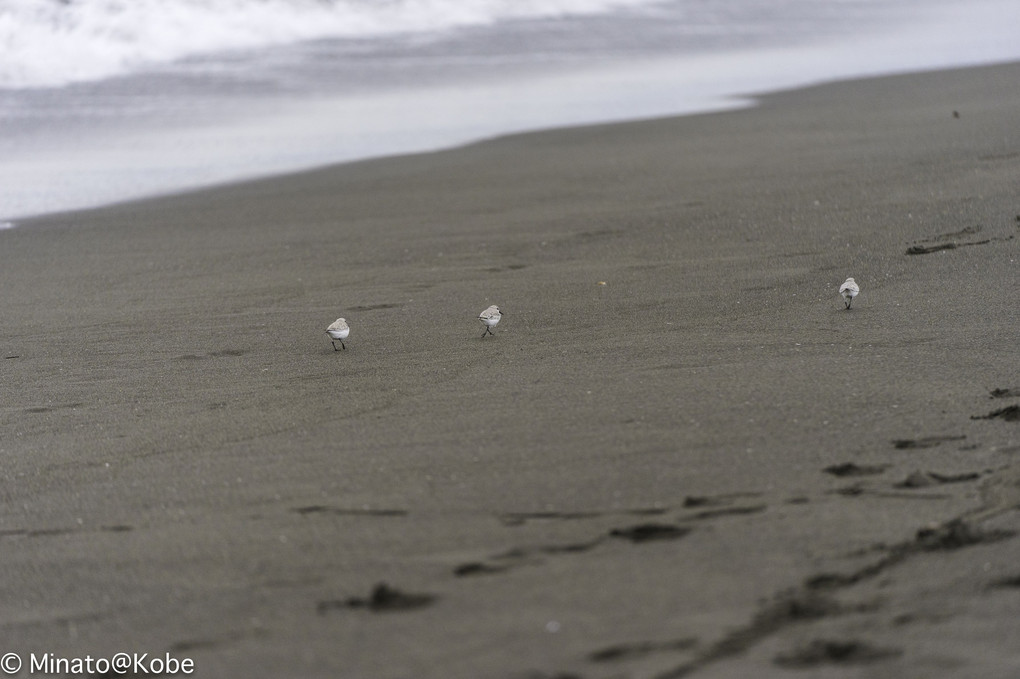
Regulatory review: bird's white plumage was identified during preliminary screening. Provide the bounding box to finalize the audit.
[478,305,502,337]
[326,317,350,339]
[478,305,501,327]
[839,277,859,309]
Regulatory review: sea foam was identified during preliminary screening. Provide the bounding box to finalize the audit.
[0,0,664,89]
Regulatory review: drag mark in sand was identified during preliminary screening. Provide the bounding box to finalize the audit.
[905,242,963,255]
[881,523,1008,575]
[347,303,399,312]
[0,524,134,540]
[485,263,528,273]
[649,518,1015,678]
[989,387,1020,399]
[805,463,977,500]
[466,500,766,576]
[609,523,691,543]
[989,574,1020,589]
[681,492,763,508]
[805,520,1015,590]
[824,459,985,497]
[0,527,77,539]
[317,582,436,614]
[892,435,966,449]
[650,591,863,678]
[24,401,84,414]
[678,494,768,521]
[292,505,408,517]
[453,561,514,577]
[497,506,667,526]
[2,611,103,634]
[829,483,951,500]
[460,517,623,573]
[773,639,903,668]
[978,151,1020,162]
[823,462,891,477]
[588,637,698,664]
[170,629,268,654]
[497,511,604,526]
[455,538,606,578]
[174,349,250,361]
[496,498,763,528]
[455,518,696,578]
[905,223,1016,255]
[971,405,1020,422]
[683,505,766,521]
[893,470,982,488]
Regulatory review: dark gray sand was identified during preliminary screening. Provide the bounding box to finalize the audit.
[2,62,1019,678]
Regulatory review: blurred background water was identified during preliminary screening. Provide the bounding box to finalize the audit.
[1,0,1018,221]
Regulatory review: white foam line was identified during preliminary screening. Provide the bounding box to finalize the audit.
[0,0,665,89]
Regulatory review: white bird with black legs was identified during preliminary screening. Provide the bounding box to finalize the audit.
[325,317,350,350]
[839,277,859,309]
[478,305,502,337]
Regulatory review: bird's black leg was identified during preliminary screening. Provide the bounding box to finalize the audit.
[331,340,338,351]
[340,339,346,350]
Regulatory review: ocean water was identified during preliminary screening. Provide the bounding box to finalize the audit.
[1,0,1018,221]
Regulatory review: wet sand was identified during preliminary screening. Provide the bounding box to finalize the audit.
[2,62,1019,678]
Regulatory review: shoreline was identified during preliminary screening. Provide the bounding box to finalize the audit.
[5,53,1020,224]
[2,61,1019,678]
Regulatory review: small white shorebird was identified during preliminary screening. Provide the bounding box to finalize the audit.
[478,305,502,338]
[325,317,350,350]
[839,277,860,309]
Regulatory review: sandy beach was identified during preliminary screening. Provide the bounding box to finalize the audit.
[2,61,1019,678]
